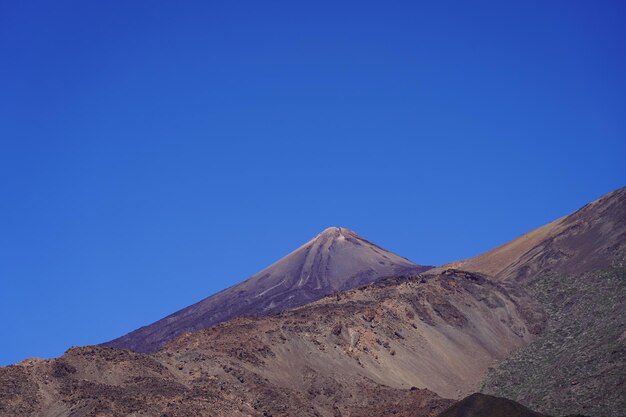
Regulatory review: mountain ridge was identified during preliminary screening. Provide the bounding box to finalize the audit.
[438,186,626,283]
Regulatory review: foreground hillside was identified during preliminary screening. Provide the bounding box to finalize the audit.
[0,270,541,416]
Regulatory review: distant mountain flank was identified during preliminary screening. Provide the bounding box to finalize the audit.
[442,187,626,283]
[104,227,431,352]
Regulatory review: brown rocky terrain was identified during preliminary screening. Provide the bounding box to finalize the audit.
[0,269,541,416]
[105,227,430,353]
[0,345,453,417]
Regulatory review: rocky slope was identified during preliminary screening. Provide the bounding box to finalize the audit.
[481,264,626,417]
[105,227,430,352]
[0,269,541,416]
[444,187,626,283]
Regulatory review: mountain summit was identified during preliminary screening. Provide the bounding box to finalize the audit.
[105,227,430,352]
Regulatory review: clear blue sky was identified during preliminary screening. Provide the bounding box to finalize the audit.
[1,1,624,366]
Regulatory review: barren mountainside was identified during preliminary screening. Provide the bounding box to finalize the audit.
[105,227,430,352]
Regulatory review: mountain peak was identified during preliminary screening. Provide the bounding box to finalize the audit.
[317,226,353,237]
[104,228,431,352]
[313,227,360,244]
[321,226,343,233]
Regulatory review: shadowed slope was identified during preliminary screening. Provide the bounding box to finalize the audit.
[436,393,548,417]
[105,227,430,352]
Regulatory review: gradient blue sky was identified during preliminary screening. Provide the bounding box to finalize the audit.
[1,1,625,365]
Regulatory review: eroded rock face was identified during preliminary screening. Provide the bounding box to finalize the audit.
[104,227,431,353]
[1,270,542,416]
